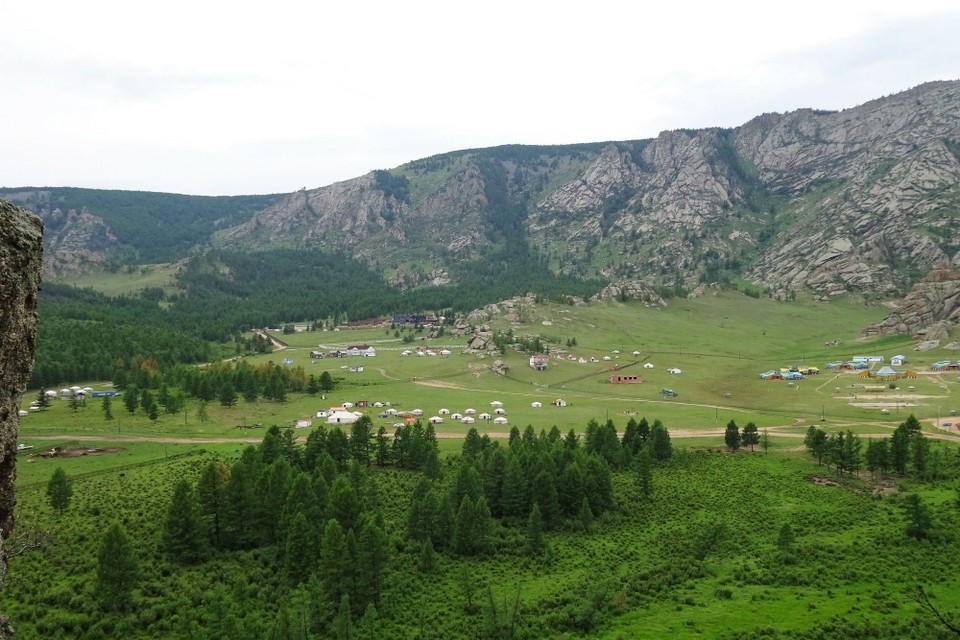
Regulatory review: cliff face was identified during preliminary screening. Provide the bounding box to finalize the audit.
[0,200,43,639]
[862,260,960,339]
[217,81,960,301]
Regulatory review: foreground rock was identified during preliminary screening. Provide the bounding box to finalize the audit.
[0,200,43,639]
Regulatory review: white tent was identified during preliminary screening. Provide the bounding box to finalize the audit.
[461,416,475,425]
[633,351,641,356]
[438,408,450,415]
[452,413,463,421]
[412,408,424,416]
[494,407,506,415]
[643,362,654,369]
[493,416,508,425]
[531,401,542,408]
[490,400,503,408]
[429,416,444,424]
[479,412,492,420]
[464,408,476,414]
[343,402,354,408]
[327,411,359,425]
[440,349,452,356]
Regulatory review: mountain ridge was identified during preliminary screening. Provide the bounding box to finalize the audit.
[2,81,958,336]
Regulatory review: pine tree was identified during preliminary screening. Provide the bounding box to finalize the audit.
[219,381,238,407]
[525,503,547,557]
[306,374,320,396]
[649,419,672,461]
[725,420,741,451]
[162,479,208,563]
[635,447,653,498]
[356,515,391,609]
[196,461,230,548]
[96,522,139,611]
[123,385,139,414]
[319,370,334,392]
[320,519,349,604]
[46,467,73,515]
[742,422,759,452]
[102,394,113,420]
[419,538,436,573]
[903,493,932,540]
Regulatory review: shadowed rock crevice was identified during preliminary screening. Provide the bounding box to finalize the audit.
[0,199,43,639]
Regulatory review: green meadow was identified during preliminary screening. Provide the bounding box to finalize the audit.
[8,290,960,638]
[20,290,957,447]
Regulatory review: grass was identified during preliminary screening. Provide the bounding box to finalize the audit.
[19,292,960,451]
[54,261,183,297]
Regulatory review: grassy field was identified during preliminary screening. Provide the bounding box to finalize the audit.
[19,291,960,452]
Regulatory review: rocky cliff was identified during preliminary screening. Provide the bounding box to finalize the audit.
[861,260,960,340]
[217,81,960,301]
[0,199,43,639]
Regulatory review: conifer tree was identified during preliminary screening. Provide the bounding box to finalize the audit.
[525,503,547,557]
[96,522,139,611]
[46,467,73,515]
[163,479,208,563]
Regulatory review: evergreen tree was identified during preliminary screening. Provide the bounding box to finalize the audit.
[219,381,238,407]
[196,461,229,548]
[320,519,349,604]
[724,420,741,451]
[742,422,759,452]
[46,467,73,515]
[419,538,436,573]
[577,496,593,532]
[96,522,139,611]
[123,385,139,414]
[903,493,932,540]
[284,511,318,585]
[374,426,391,467]
[451,460,483,508]
[102,394,113,420]
[330,475,361,533]
[162,479,208,563]
[306,374,320,396]
[891,424,911,475]
[525,503,547,558]
[356,515,391,609]
[319,370,335,392]
[333,594,353,640]
[530,469,560,529]
[558,460,586,517]
[649,419,672,461]
[804,426,828,466]
[350,415,373,466]
[500,454,528,518]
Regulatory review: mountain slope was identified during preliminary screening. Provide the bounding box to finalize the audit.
[0,188,281,275]
[218,81,960,298]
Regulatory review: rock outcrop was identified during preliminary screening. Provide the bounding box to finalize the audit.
[0,199,43,639]
[861,261,960,338]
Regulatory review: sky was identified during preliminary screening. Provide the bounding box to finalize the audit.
[3,0,959,196]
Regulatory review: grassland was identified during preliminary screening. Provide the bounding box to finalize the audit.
[7,290,960,638]
[21,290,958,448]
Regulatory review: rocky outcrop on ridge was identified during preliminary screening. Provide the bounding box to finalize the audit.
[0,199,43,639]
[861,261,960,339]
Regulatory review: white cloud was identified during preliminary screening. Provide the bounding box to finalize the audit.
[2,0,958,195]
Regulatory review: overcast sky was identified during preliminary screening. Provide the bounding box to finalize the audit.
[3,0,958,196]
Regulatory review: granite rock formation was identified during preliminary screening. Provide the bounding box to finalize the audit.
[0,199,43,639]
